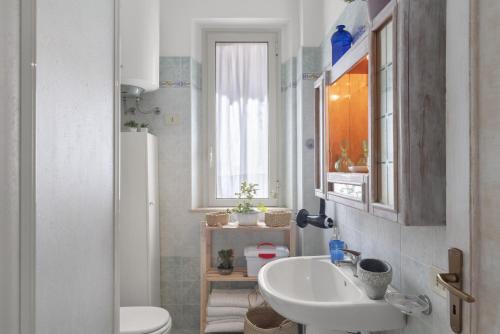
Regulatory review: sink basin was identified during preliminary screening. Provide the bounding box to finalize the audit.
[258,256,405,333]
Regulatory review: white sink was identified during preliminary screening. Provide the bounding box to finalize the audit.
[258,256,405,333]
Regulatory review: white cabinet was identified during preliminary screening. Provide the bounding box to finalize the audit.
[120,132,160,306]
[120,0,159,92]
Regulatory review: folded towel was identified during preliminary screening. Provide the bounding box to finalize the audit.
[207,315,245,323]
[208,289,264,308]
[205,320,245,333]
[207,306,248,318]
[207,317,245,324]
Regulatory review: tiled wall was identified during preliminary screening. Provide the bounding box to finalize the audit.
[320,204,452,334]
[123,57,203,332]
[281,56,298,211]
[295,46,332,256]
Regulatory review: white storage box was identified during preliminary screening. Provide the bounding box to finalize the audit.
[244,243,289,277]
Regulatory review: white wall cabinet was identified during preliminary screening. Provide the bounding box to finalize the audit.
[120,132,160,306]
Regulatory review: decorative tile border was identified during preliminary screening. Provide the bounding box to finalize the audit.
[160,80,191,88]
[302,73,321,81]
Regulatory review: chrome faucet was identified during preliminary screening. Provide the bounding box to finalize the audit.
[334,249,361,277]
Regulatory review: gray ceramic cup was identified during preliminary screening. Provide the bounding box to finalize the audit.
[357,258,393,300]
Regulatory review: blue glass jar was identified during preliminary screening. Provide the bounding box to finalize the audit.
[331,25,353,65]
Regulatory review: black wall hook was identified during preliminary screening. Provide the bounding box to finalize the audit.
[296,198,335,229]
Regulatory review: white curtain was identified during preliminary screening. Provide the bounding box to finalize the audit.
[216,43,269,199]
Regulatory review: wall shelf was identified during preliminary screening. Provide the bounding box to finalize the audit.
[205,267,257,282]
[205,221,292,231]
[199,221,296,334]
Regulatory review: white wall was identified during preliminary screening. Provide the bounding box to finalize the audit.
[322,0,347,37]
[0,0,20,333]
[300,0,325,47]
[160,0,300,58]
[35,0,116,332]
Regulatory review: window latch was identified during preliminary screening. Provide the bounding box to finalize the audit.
[273,180,280,199]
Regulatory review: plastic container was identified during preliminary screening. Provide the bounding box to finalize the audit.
[244,243,289,277]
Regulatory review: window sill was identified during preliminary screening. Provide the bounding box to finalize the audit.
[190,207,292,213]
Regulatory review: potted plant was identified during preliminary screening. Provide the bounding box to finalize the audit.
[139,123,149,133]
[124,120,139,132]
[217,249,234,275]
[232,182,264,226]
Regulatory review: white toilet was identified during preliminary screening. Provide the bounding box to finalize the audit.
[120,306,172,334]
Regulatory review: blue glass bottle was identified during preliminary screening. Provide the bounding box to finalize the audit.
[331,25,353,65]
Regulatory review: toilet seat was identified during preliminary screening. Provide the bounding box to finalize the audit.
[120,307,172,334]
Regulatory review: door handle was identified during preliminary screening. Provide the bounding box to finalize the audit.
[439,248,475,333]
[437,273,475,303]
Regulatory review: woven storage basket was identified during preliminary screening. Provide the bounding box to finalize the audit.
[206,212,230,227]
[244,305,298,334]
[264,211,292,227]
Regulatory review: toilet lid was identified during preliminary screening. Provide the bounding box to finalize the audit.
[120,307,171,334]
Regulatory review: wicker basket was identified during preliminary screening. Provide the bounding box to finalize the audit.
[264,211,292,227]
[244,305,298,334]
[206,211,230,227]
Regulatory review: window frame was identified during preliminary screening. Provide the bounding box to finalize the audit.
[206,31,280,207]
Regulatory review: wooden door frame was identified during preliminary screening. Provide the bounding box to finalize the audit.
[469,0,482,332]
[19,0,36,332]
[447,0,476,332]
[113,0,121,332]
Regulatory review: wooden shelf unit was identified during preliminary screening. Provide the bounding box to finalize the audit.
[199,221,296,334]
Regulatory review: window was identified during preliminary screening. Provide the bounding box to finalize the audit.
[206,32,279,207]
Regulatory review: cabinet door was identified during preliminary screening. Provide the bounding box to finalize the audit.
[369,3,399,221]
[398,0,446,226]
[314,75,326,198]
[146,134,161,306]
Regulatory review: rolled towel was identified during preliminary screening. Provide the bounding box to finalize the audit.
[205,320,244,333]
[208,289,264,308]
[207,306,248,318]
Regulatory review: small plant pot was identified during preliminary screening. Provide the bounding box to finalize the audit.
[357,258,393,300]
[126,127,138,132]
[217,267,234,276]
[237,212,260,226]
[139,127,148,133]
